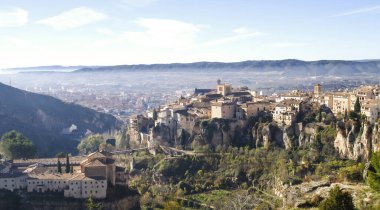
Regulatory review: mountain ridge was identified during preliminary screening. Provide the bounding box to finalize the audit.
[72,59,380,76]
[0,83,121,157]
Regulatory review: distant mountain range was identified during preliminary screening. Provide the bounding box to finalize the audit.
[3,60,380,76]
[1,65,96,73]
[73,59,380,76]
[0,83,120,157]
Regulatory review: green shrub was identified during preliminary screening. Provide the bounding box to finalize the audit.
[319,185,355,210]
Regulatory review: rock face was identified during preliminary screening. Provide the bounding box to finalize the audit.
[147,117,319,150]
[334,121,377,161]
[134,112,380,160]
[298,123,318,147]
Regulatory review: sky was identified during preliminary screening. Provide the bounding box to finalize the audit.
[0,0,380,68]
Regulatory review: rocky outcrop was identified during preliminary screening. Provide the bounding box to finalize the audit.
[298,123,318,147]
[276,180,372,209]
[148,118,330,151]
[334,121,351,158]
[334,121,376,161]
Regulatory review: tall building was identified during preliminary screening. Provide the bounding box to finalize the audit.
[217,83,232,96]
[314,84,322,95]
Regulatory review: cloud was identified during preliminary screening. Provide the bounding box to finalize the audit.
[200,32,263,48]
[6,37,30,47]
[233,27,250,34]
[119,0,158,7]
[96,27,113,35]
[268,42,306,48]
[124,18,202,49]
[0,8,28,27]
[333,5,380,17]
[37,7,107,30]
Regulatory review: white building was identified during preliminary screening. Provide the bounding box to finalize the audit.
[64,174,107,199]
[27,173,71,193]
[0,172,27,192]
[361,100,380,123]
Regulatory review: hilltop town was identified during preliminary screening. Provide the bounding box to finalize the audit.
[1,81,380,209]
[125,80,380,156]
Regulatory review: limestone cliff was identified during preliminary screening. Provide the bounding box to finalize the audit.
[334,121,378,161]
[149,117,310,150]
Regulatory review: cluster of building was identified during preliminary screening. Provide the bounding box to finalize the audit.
[144,81,380,127]
[31,83,178,123]
[0,151,125,199]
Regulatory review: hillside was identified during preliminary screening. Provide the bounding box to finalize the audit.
[0,83,120,157]
[75,59,380,76]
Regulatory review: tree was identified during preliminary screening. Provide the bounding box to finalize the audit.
[163,201,181,210]
[77,134,104,154]
[348,111,360,121]
[319,185,355,210]
[367,151,380,191]
[354,97,361,113]
[57,159,62,174]
[56,152,65,158]
[65,153,70,173]
[153,108,158,121]
[86,195,103,210]
[344,109,348,119]
[99,142,114,152]
[0,130,36,159]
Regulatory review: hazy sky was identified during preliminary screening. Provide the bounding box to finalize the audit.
[0,0,380,68]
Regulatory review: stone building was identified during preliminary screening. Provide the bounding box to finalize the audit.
[211,102,236,119]
[314,84,322,95]
[332,93,351,115]
[240,102,271,118]
[217,83,232,96]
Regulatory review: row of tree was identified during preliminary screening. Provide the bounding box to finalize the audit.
[57,153,73,174]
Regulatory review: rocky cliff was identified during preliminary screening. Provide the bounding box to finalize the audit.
[334,121,380,161]
[145,117,323,151]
